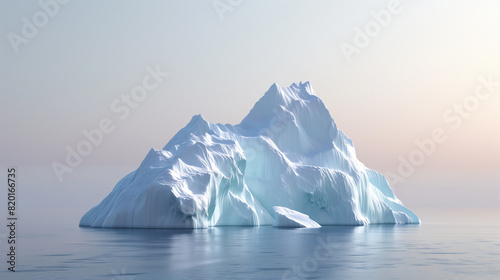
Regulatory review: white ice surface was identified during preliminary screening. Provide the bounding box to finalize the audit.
[272,206,321,228]
[80,82,420,228]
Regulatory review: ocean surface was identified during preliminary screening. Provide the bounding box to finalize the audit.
[1,210,499,280]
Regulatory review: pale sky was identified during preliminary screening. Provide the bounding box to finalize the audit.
[0,0,499,220]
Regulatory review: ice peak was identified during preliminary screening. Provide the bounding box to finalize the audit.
[186,114,211,128]
[163,114,213,151]
[289,81,312,92]
[186,114,212,134]
[190,114,206,123]
[264,81,315,102]
[239,82,327,134]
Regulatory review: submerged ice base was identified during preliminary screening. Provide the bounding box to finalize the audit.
[80,82,419,228]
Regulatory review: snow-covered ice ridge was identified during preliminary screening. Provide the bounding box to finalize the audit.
[80,82,420,228]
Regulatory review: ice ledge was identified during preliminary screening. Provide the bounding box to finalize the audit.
[272,206,321,228]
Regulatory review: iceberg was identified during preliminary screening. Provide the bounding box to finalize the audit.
[272,206,321,228]
[80,82,419,228]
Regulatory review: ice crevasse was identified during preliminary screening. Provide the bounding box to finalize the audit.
[80,82,420,228]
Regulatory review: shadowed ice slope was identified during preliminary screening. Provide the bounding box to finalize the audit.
[80,82,419,228]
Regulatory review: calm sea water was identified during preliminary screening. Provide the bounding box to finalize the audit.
[1,212,499,280]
